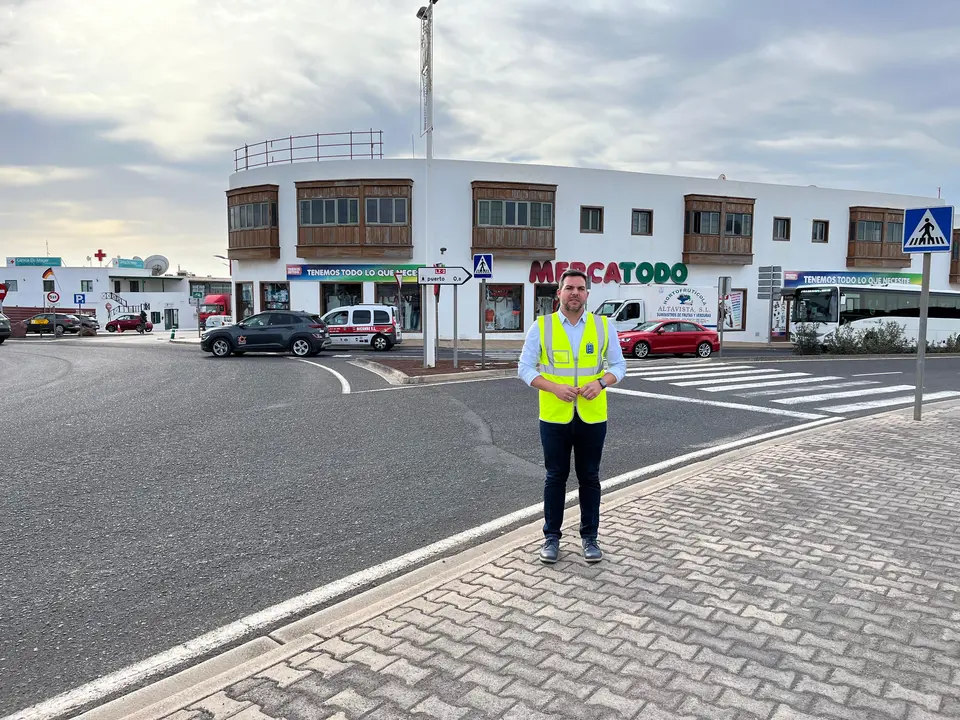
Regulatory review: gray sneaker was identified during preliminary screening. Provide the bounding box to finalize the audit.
[582,538,603,563]
[539,538,560,564]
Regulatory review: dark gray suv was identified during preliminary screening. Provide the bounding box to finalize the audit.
[200,310,331,358]
[0,313,10,344]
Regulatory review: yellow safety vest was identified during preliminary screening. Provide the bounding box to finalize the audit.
[537,312,609,424]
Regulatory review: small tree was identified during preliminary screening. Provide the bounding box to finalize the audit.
[792,322,823,355]
[860,320,910,354]
[823,323,861,355]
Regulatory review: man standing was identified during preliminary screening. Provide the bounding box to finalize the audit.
[518,268,627,564]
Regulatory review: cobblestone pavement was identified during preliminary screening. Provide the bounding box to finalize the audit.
[156,404,960,720]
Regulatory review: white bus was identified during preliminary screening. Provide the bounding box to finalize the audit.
[789,284,960,345]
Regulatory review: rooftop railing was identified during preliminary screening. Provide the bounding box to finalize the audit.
[234,130,384,171]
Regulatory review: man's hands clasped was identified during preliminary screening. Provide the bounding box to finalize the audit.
[552,380,604,402]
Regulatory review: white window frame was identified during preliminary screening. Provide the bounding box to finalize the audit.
[725,212,753,237]
[631,209,652,236]
[366,197,408,225]
[299,198,360,226]
[812,220,829,243]
[477,200,553,228]
[773,217,791,241]
[229,201,277,231]
[580,206,603,233]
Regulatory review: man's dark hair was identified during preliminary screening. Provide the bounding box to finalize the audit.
[559,268,589,286]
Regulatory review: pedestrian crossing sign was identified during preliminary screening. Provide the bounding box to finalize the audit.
[473,253,493,279]
[903,205,954,253]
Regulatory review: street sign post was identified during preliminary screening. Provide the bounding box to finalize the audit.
[47,291,60,304]
[0,283,7,310]
[757,266,782,343]
[192,291,204,299]
[73,293,86,305]
[417,266,474,369]
[902,205,955,421]
[473,255,493,368]
[718,276,732,357]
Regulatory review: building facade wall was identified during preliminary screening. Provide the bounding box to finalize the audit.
[226,159,952,343]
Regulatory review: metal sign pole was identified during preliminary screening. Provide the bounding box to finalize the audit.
[481,279,487,369]
[768,296,775,344]
[914,252,932,421]
[422,283,428,369]
[453,284,458,369]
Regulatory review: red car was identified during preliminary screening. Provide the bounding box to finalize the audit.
[105,313,153,333]
[618,320,719,359]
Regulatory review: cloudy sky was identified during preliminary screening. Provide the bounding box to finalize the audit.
[1,0,958,276]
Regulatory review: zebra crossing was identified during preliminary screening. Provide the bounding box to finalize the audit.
[622,360,960,415]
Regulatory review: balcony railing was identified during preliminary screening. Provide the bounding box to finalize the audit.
[234,130,384,172]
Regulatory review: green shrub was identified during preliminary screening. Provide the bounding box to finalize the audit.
[859,321,911,355]
[791,322,823,355]
[823,323,861,355]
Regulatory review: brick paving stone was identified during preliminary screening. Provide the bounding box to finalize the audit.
[151,406,960,720]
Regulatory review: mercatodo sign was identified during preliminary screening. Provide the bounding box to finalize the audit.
[530,260,688,285]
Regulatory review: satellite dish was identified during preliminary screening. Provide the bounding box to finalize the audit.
[718,174,726,180]
[145,254,170,276]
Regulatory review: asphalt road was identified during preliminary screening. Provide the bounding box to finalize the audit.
[1,340,957,716]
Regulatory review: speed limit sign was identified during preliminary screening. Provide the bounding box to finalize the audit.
[47,291,60,304]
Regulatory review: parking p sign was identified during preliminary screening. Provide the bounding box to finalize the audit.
[74,293,86,304]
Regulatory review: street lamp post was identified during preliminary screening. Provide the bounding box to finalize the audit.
[417,0,439,368]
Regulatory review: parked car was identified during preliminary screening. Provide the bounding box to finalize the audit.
[200,310,331,358]
[202,315,233,331]
[105,313,153,333]
[23,313,81,336]
[0,313,10,344]
[319,303,402,351]
[67,314,100,331]
[618,320,720,359]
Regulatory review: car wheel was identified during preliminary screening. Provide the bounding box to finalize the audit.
[0,338,5,344]
[697,342,713,358]
[106,325,116,332]
[632,341,650,359]
[371,333,390,351]
[291,338,312,357]
[211,338,233,358]
[55,325,64,336]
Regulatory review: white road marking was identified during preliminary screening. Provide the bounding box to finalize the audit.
[773,385,915,405]
[673,372,809,387]
[626,364,756,377]
[5,415,841,720]
[852,371,903,377]
[624,361,714,370]
[735,381,880,397]
[353,375,518,393]
[818,391,960,413]
[702,376,842,392]
[608,387,827,419]
[290,358,351,394]
[643,369,781,382]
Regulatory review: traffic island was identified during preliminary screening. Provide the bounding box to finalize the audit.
[351,356,518,384]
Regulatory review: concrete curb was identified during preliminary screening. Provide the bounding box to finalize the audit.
[65,400,960,720]
[351,358,518,385]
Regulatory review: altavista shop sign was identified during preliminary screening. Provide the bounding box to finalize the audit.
[530,260,688,285]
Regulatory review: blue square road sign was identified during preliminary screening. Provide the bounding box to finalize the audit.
[74,293,86,304]
[903,206,954,253]
[473,253,493,279]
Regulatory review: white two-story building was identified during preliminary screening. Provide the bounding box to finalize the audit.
[2,256,231,333]
[224,131,957,346]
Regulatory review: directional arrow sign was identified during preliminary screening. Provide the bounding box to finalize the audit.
[417,265,472,285]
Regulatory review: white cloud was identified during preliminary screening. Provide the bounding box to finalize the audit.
[0,165,91,186]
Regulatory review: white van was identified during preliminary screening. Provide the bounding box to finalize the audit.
[320,304,402,351]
